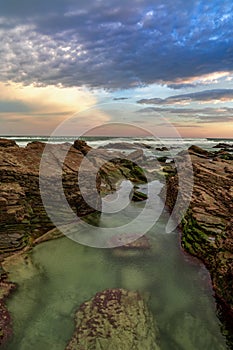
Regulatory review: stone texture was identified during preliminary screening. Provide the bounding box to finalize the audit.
[0,140,100,256]
[165,145,233,342]
[66,288,160,350]
[0,139,18,148]
[0,140,147,256]
[0,270,16,346]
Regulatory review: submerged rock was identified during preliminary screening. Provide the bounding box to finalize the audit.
[112,235,151,257]
[166,312,226,350]
[66,288,160,350]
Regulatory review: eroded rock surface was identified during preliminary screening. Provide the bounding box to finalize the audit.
[165,146,233,341]
[0,140,100,256]
[0,271,16,346]
[0,139,147,256]
[66,288,160,350]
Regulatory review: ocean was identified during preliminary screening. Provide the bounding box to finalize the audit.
[2,135,233,151]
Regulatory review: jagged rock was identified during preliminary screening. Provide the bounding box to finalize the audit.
[98,142,138,150]
[215,151,233,161]
[0,142,101,256]
[132,189,148,201]
[0,140,147,256]
[128,149,145,163]
[0,139,18,148]
[188,145,213,157]
[165,146,233,342]
[155,146,169,151]
[157,156,168,163]
[0,140,149,347]
[213,143,233,150]
[73,140,92,155]
[162,165,177,175]
[66,289,160,350]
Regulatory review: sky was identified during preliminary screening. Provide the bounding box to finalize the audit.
[0,0,233,137]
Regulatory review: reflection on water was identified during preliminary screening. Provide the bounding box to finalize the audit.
[3,182,227,350]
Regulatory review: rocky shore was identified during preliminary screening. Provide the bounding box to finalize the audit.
[165,145,233,343]
[0,138,148,347]
[0,139,147,257]
[1,138,233,348]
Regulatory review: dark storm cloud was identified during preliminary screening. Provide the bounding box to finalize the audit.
[0,0,233,88]
[138,89,233,105]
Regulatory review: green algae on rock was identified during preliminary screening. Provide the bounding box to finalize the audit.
[66,288,160,350]
[164,145,233,344]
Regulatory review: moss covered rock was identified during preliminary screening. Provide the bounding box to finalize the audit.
[66,288,160,350]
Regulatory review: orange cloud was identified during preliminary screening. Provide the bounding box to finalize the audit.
[0,81,98,134]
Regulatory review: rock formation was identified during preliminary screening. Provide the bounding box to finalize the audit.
[165,145,233,342]
[0,140,100,256]
[0,138,150,347]
[0,270,16,346]
[66,288,160,350]
[0,139,147,256]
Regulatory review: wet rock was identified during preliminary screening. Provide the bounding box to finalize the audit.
[162,165,177,175]
[0,139,18,148]
[134,142,152,149]
[213,143,233,150]
[128,149,145,163]
[216,151,233,161]
[73,140,91,155]
[0,271,16,347]
[98,142,137,150]
[0,140,148,256]
[132,189,148,201]
[188,145,213,157]
[155,146,169,151]
[157,156,168,163]
[165,145,233,342]
[66,288,160,350]
[0,142,101,256]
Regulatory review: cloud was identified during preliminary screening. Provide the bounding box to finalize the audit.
[165,71,232,89]
[0,0,233,89]
[0,82,97,134]
[138,106,233,114]
[0,100,32,113]
[137,105,233,124]
[113,97,129,100]
[137,89,233,105]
